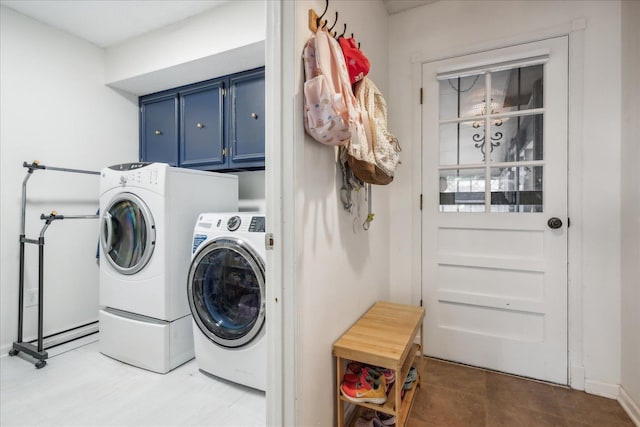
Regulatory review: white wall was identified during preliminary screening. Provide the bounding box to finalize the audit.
[105,1,265,96]
[0,6,138,354]
[620,0,640,422]
[291,1,391,425]
[388,0,623,395]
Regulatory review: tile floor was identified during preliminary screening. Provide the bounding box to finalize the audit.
[0,338,265,426]
[407,357,635,427]
[2,341,635,427]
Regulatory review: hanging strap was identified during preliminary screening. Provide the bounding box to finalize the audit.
[363,184,374,230]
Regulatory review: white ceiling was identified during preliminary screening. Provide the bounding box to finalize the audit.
[383,0,437,15]
[0,0,436,49]
[0,0,229,48]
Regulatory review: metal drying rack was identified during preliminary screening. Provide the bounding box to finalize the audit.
[9,161,100,368]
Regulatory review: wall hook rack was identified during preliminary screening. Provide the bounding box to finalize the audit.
[338,23,347,39]
[327,11,339,34]
[308,0,361,47]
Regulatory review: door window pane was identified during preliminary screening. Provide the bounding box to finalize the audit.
[439,74,486,120]
[491,65,543,113]
[491,114,543,163]
[438,63,545,214]
[440,169,486,212]
[440,121,486,165]
[490,166,543,212]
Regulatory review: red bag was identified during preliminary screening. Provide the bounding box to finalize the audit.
[338,37,370,85]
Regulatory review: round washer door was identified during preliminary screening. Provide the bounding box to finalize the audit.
[101,192,156,275]
[188,237,265,348]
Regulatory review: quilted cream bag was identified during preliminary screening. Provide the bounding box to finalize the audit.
[348,78,400,184]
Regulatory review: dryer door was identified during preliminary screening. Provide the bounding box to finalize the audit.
[101,193,156,275]
[188,237,266,348]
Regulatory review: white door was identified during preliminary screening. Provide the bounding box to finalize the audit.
[421,37,568,384]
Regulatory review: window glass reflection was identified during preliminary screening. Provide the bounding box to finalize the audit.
[490,114,543,163]
[439,74,486,120]
[491,64,543,113]
[490,166,543,212]
[439,169,486,212]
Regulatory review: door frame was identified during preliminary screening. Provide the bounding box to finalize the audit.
[265,0,296,425]
[410,19,587,390]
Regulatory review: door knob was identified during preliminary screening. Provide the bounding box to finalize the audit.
[547,217,563,229]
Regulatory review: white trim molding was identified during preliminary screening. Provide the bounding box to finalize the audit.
[619,387,640,427]
[567,17,587,392]
[570,364,586,391]
[411,21,577,66]
[585,379,620,400]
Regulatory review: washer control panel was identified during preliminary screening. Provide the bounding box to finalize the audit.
[227,216,241,231]
[200,214,265,234]
[249,216,265,233]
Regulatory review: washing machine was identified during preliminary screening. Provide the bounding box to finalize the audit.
[98,162,238,373]
[188,212,266,391]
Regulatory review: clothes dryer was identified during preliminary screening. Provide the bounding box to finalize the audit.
[188,212,266,391]
[98,163,238,373]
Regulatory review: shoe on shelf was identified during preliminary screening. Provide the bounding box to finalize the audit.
[377,368,395,385]
[344,366,386,389]
[406,366,417,382]
[346,361,394,386]
[347,361,364,375]
[403,366,418,390]
[340,379,388,405]
[354,416,383,427]
[375,411,396,426]
[354,410,384,427]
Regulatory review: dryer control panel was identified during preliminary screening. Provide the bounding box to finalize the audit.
[108,162,152,171]
[100,162,162,192]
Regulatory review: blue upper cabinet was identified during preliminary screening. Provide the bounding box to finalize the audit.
[180,80,225,169]
[140,93,179,166]
[139,67,265,171]
[228,68,265,169]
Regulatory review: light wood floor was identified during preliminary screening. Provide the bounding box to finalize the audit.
[1,338,265,426]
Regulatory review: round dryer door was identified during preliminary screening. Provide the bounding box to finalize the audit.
[188,237,265,348]
[101,193,156,275]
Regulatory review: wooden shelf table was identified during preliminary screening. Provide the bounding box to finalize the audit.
[333,301,425,427]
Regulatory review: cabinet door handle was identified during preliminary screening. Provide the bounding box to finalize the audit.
[196,123,204,129]
[222,148,227,156]
[154,130,162,135]
[251,113,258,119]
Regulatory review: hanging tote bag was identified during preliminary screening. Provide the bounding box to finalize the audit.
[302,30,351,146]
[347,78,400,185]
[360,77,401,178]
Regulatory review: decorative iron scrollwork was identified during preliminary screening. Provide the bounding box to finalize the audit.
[472,119,503,161]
